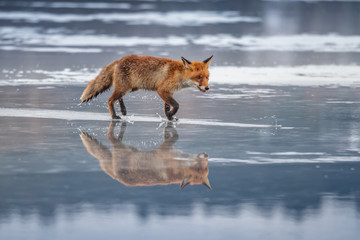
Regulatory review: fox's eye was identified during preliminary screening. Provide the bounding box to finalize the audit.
[196,76,201,79]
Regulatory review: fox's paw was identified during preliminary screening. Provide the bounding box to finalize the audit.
[168,116,178,122]
[112,115,121,120]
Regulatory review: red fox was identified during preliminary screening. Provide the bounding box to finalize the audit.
[79,121,211,189]
[79,54,213,120]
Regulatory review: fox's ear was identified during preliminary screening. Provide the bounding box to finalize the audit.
[203,178,212,190]
[180,176,191,190]
[181,56,193,71]
[203,55,213,67]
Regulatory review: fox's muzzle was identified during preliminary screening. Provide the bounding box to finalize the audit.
[198,86,209,92]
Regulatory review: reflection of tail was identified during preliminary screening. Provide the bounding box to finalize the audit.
[79,129,114,176]
[79,61,115,104]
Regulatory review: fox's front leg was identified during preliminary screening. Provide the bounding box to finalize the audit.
[164,103,170,116]
[157,91,179,120]
[119,98,127,116]
[108,90,124,119]
[164,103,179,121]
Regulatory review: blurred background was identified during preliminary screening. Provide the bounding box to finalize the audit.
[0,0,359,74]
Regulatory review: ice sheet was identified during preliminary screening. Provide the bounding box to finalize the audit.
[0,107,282,128]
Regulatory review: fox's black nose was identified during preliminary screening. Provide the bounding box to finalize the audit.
[205,86,209,91]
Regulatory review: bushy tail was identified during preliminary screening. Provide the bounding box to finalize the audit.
[79,62,115,104]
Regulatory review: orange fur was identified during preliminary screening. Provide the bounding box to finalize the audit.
[80,54,213,120]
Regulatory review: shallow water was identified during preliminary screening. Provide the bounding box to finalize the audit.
[1,0,360,239]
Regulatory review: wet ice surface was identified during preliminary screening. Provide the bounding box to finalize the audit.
[1,0,360,239]
[2,85,360,239]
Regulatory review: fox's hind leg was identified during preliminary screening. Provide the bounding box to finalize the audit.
[110,62,129,119]
[119,98,127,116]
[108,91,124,119]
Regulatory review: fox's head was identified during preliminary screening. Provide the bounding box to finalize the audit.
[181,55,213,93]
[180,152,211,190]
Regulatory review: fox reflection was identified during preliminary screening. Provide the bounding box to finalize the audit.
[79,122,211,189]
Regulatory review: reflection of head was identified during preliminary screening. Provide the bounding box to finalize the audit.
[180,152,211,190]
[79,122,211,190]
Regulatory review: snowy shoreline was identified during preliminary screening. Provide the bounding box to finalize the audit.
[1,65,359,87]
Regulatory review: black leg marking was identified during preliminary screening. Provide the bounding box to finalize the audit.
[166,99,179,120]
[119,98,127,116]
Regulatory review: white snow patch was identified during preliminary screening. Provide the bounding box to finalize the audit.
[246,151,326,156]
[0,108,281,128]
[0,27,187,48]
[0,46,102,53]
[326,101,360,104]
[36,86,55,89]
[210,156,360,164]
[201,88,288,99]
[192,34,360,52]
[210,65,360,87]
[29,2,132,9]
[2,27,359,53]
[0,11,261,26]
